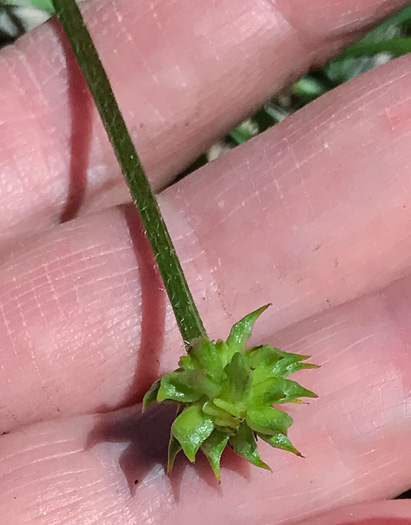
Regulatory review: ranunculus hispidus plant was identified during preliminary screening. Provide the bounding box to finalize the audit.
[51,0,317,480]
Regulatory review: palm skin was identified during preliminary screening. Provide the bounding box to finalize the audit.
[0,0,411,523]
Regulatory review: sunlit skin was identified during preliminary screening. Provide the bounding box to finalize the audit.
[0,0,411,523]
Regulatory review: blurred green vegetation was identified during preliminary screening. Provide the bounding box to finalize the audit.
[226,5,411,147]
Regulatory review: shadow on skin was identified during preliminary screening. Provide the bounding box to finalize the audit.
[54,20,93,224]
[86,404,177,497]
[396,490,411,499]
[86,403,253,499]
[123,205,166,403]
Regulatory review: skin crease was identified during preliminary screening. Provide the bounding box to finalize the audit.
[0,0,411,523]
[296,501,411,524]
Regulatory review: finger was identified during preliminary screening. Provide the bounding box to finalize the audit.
[1,279,411,524]
[296,501,411,524]
[0,0,407,248]
[2,54,411,432]
[166,52,411,340]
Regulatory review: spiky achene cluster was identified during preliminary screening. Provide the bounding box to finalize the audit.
[143,305,317,479]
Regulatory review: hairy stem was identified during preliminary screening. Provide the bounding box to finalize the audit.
[51,0,207,343]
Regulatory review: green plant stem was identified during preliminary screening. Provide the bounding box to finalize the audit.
[51,0,207,343]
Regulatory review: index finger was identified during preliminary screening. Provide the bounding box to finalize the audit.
[0,0,407,249]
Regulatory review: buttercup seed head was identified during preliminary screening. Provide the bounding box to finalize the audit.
[143,305,318,480]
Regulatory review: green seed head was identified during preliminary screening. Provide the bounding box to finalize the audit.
[143,305,318,479]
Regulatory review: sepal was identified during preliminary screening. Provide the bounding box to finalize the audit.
[226,305,270,356]
[258,432,302,457]
[246,407,293,436]
[157,371,203,403]
[229,424,271,471]
[220,352,252,404]
[201,430,229,480]
[167,435,182,473]
[171,404,214,462]
[142,380,161,411]
[249,376,317,406]
[157,370,220,402]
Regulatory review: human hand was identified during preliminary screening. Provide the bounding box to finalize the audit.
[0,0,411,523]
